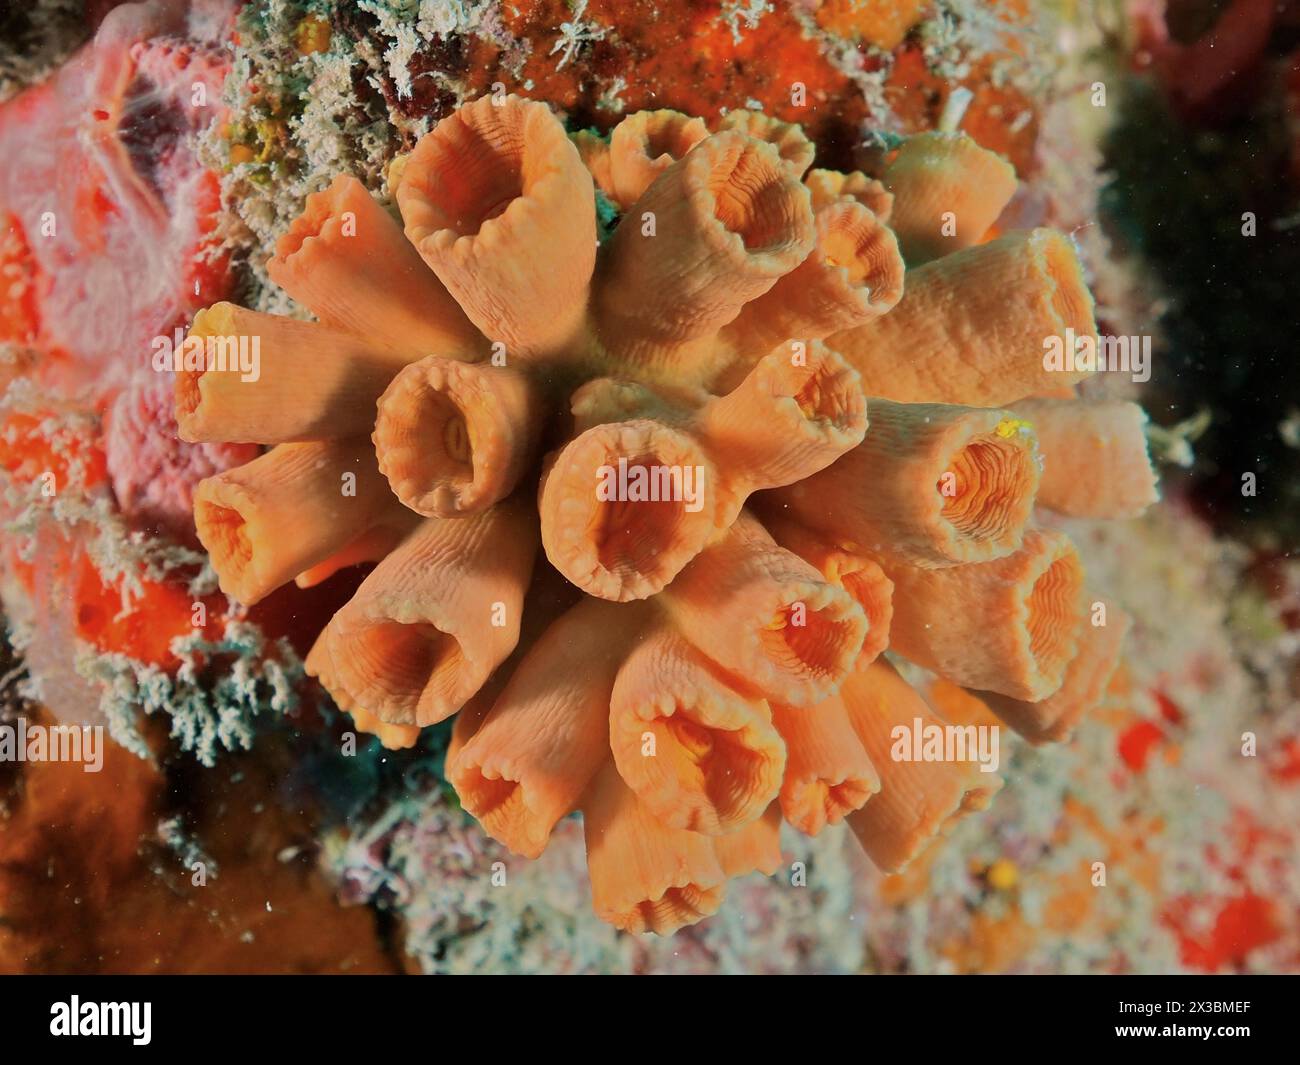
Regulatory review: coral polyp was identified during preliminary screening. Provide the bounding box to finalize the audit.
[181,94,1158,935]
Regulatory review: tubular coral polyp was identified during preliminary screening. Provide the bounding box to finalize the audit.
[760,513,894,669]
[772,693,879,836]
[1010,398,1160,519]
[659,513,868,708]
[397,95,596,361]
[606,109,709,209]
[266,173,479,359]
[539,418,717,602]
[828,229,1099,407]
[610,624,784,834]
[883,131,1018,265]
[179,302,413,444]
[698,342,868,503]
[310,499,537,727]
[447,598,651,859]
[971,598,1132,745]
[718,199,903,381]
[192,440,416,606]
[374,356,544,517]
[843,660,1004,873]
[180,94,1156,936]
[594,130,815,372]
[768,399,1041,569]
[583,759,727,935]
[885,528,1087,701]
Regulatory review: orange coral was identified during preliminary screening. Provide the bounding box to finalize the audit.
[182,95,1154,935]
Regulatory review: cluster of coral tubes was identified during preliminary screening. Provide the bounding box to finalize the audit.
[177,94,1158,934]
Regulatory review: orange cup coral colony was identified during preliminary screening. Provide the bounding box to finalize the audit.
[178,95,1159,934]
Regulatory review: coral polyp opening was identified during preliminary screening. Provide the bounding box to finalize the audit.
[456,767,523,821]
[543,418,715,601]
[195,499,253,571]
[626,886,724,936]
[274,192,332,261]
[708,141,801,252]
[431,134,524,237]
[421,393,473,473]
[940,435,1036,543]
[819,210,903,307]
[1026,553,1083,678]
[793,359,860,432]
[644,120,703,164]
[402,102,541,240]
[796,777,877,824]
[661,714,779,827]
[1043,231,1096,336]
[759,596,863,688]
[593,463,689,581]
[344,620,460,710]
[380,381,475,509]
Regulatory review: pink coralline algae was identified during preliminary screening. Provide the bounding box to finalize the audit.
[104,375,258,540]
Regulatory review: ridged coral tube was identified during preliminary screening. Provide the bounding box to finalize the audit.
[884,527,1086,701]
[540,342,868,601]
[177,302,412,444]
[842,660,1004,872]
[595,130,815,372]
[827,229,1098,406]
[305,639,422,752]
[582,759,727,936]
[309,497,537,728]
[718,199,904,376]
[883,131,1018,264]
[266,173,479,358]
[697,341,868,515]
[1011,398,1160,518]
[193,439,413,606]
[715,109,816,177]
[447,598,651,859]
[972,597,1131,744]
[660,512,868,707]
[373,355,544,516]
[805,168,894,218]
[609,623,785,835]
[772,692,879,835]
[761,513,894,668]
[768,400,1041,568]
[397,94,596,361]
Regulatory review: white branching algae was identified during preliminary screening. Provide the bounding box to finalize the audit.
[84,620,303,767]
